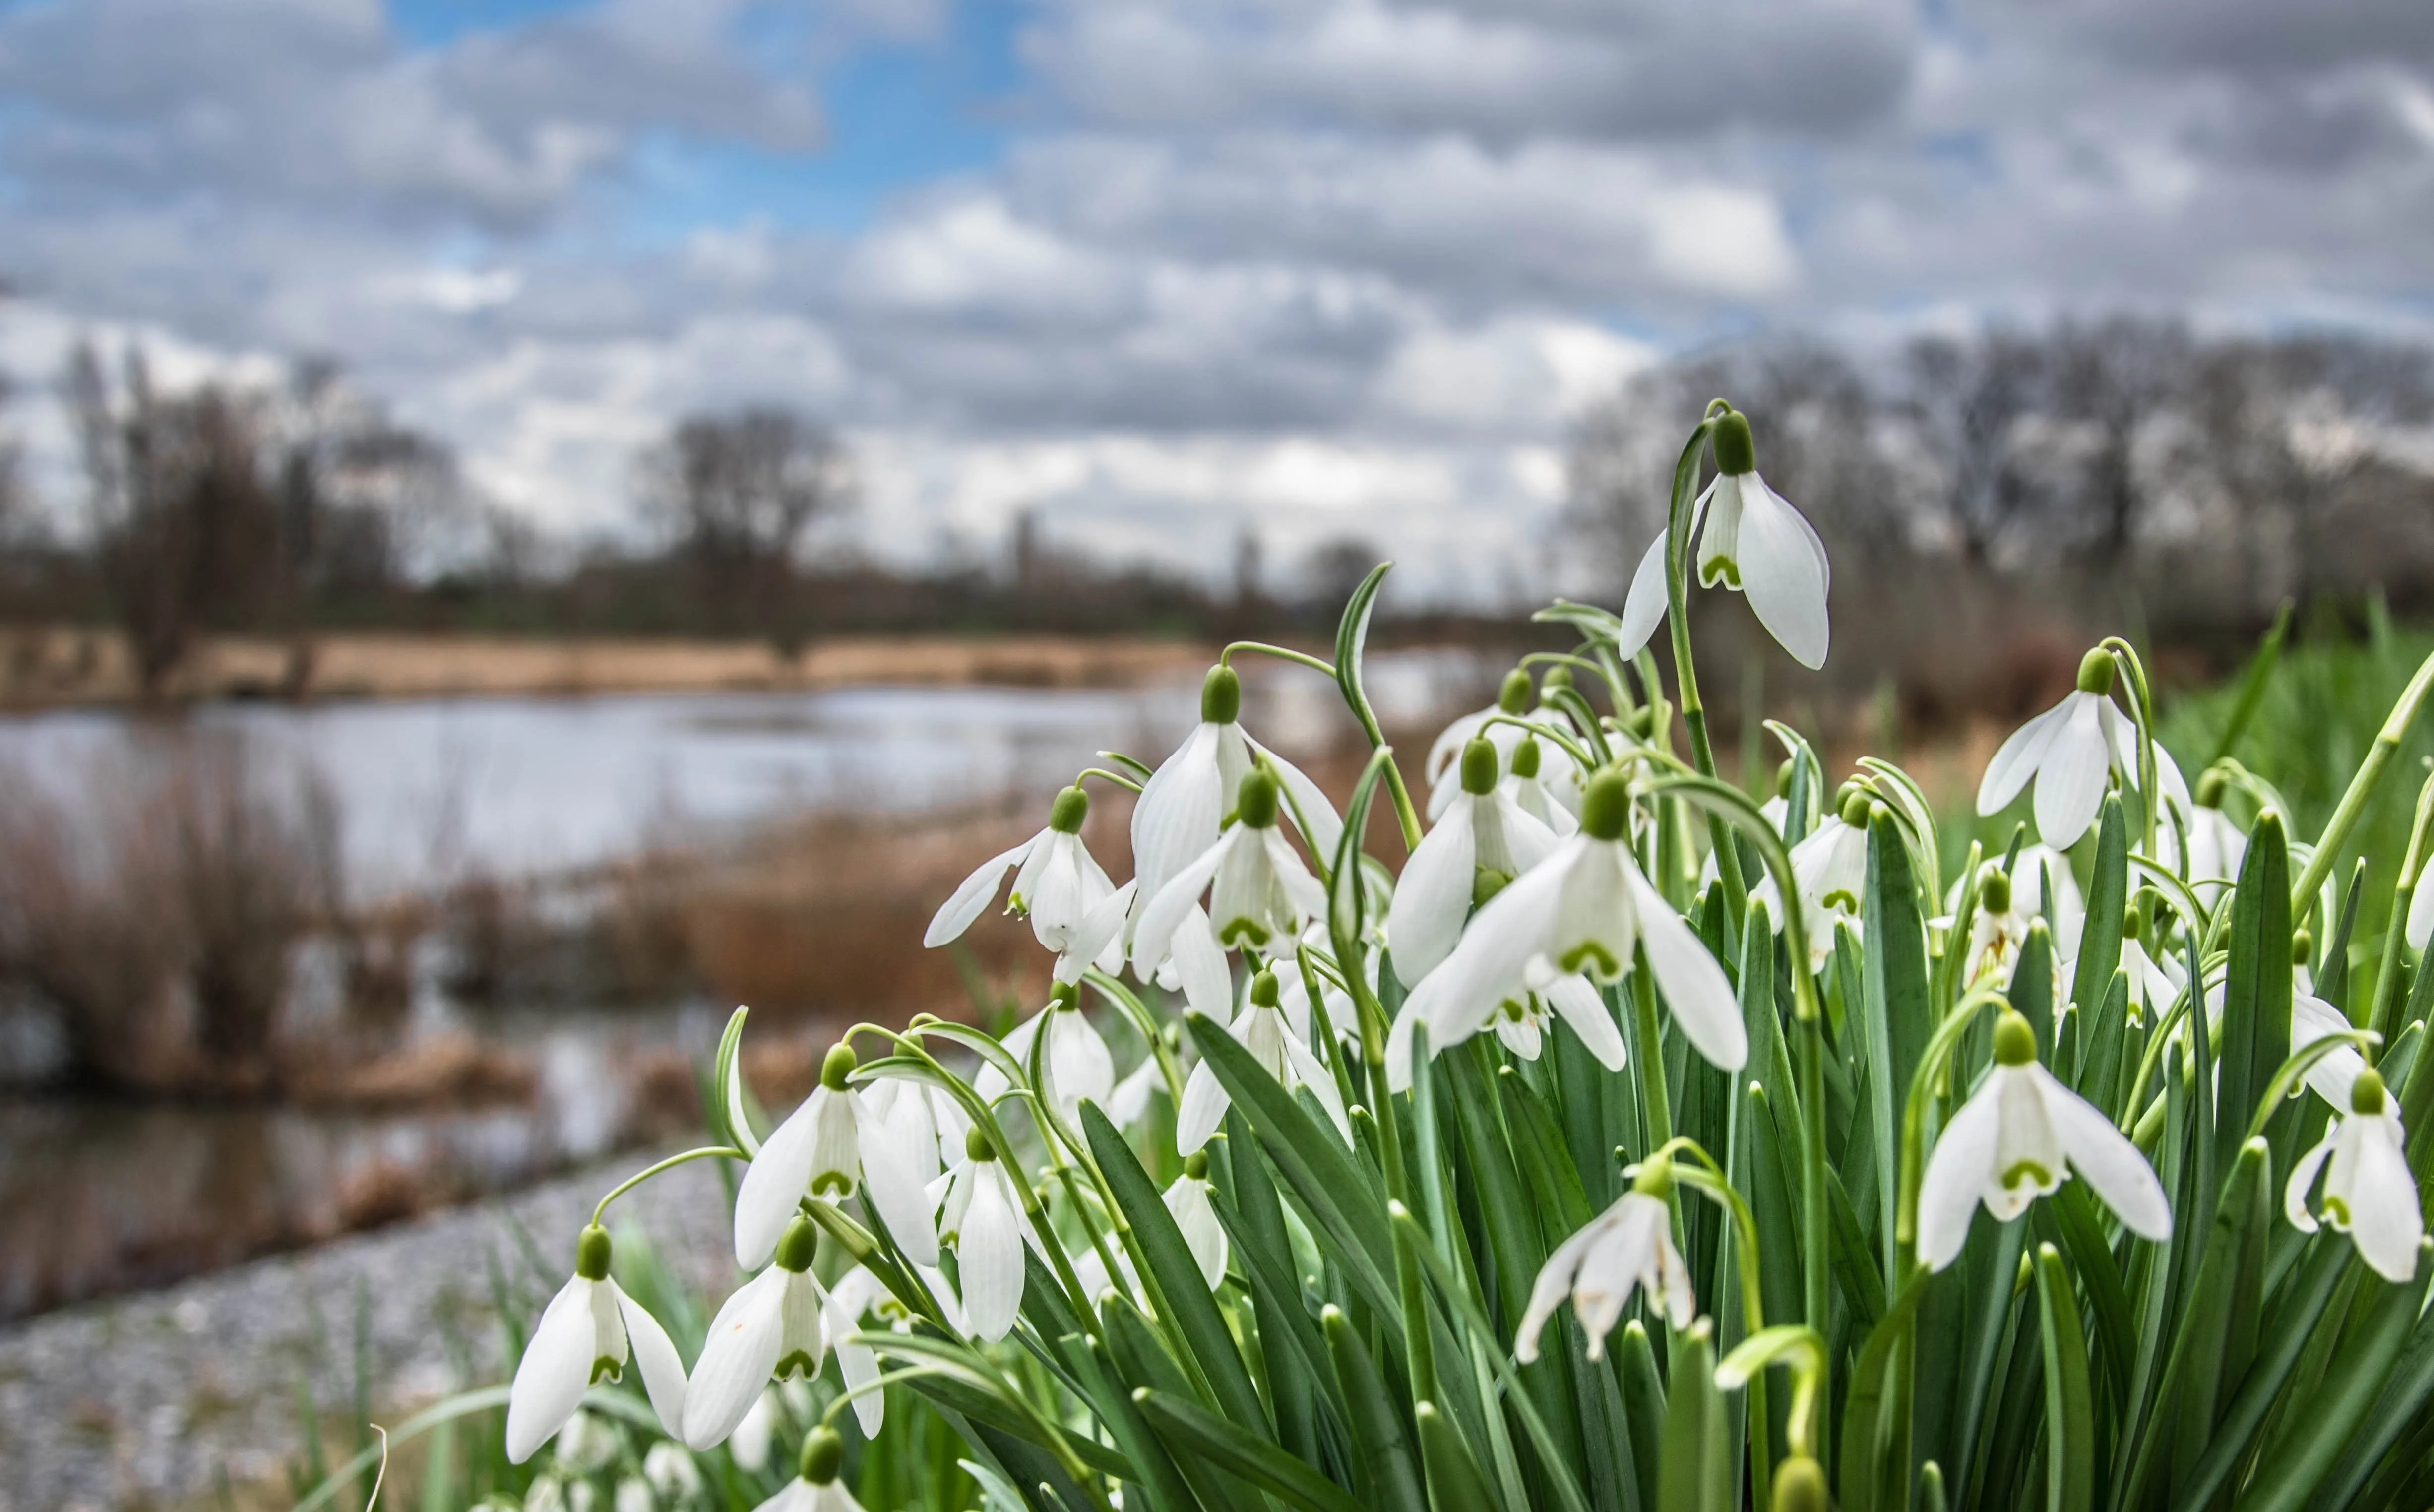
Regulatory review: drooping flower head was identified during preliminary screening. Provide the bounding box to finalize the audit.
[924,784,1130,984]
[1516,1157,1695,1363]
[2286,1068,2423,1283]
[1176,967,1349,1153]
[1387,736,1560,988]
[748,1426,868,1512]
[1615,407,1832,671]
[505,1225,687,1463]
[1977,649,2184,848]
[1918,1010,2172,1271]
[685,1215,877,1449]
[936,1125,1027,1342]
[1163,1150,1229,1290]
[734,1044,939,1271]
[1134,768,1326,971]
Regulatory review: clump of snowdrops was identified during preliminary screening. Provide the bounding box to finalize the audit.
[339,403,2434,1512]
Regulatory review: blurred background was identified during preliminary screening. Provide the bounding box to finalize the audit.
[1,0,2432,1505]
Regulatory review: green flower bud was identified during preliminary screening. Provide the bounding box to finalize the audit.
[774,1215,818,1273]
[821,1043,858,1092]
[1774,1456,1827,1512]
[1461,737,1499,796]
[1980,868,2013,917]
[2075,648,2116,696]
[1236,769,1280,829]
[1498,669,1533,714]
[1713,409,1756,475]
[2353,1067,2386,1116]
[1511,737,1543,780]
[965,1126,996,1163]
[1201,664,1242,725]
[1249,969,1280,1008]
[1048,785,1089,833]
[2292,928,2312,967]
[799,1425,845,1485]
[1838,788,1873,829]
[1994,1009,2038,1067]
[1543,665,1573,692]
[574,1223,613,1281]
[1581,770,1632,842]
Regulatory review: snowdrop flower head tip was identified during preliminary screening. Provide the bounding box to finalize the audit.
[1176,967,1349,1152]
[924,784,1127,980]
[734,1043,939,1272]
[1515,1157,1695,1364]
[1387,736,1560,989]
[1917,1010,2172,1271]
[2286,1068,2423,1283]
[683,1216,843,1449]
[749,1426,866,1512]
[1164,1150,1229,1290]
[938,1125,1027,1342]
[1753,787,1871,962]
[1976,648,2147,847]
[506,1225,687,1463]
[1389,768,1744,1091]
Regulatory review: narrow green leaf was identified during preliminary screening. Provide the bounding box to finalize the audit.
[2215,811,2292,1188]
[1416,1400,1501,1512]
[1323,1304,1428,1509]
[2237,1237,2434,1512]
[2296,1283,2434,1512]
[1863,806,1934,1257]
[1657,1320,1733,1512]
[1839,1268,1932,1512]
[1135,1389,1368,1512]
[1619,1321,1667,1512]
[2032,1244,2095,1512]
[1222,1110,1329,1465]
[2043,1184,2135,1403]
[2206,597,2292,768]
[2066,797,2128,1027]
[1081,1102,1270,1436]
[1334,562,1393,752]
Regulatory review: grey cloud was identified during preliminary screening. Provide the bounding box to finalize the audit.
[1984,0,2434,80]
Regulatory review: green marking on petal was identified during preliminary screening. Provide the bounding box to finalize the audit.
[776,1350,820,1380]
[811,1170,855,1198]
[590,1357,623,1386]
[1560,941,1620,978]
[1219,917,1271,948]
[2000,1159,2054,1191]
[1822,889,1859,913]
[2324,1197,2351,1229]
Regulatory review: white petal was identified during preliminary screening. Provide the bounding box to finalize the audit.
[684,1268,787,1449]
[727,1390,776,1473]
[734,1090,830,1270]
[1132,725,1226,903]
[1023,835,1092,951]
[2342,1122,2424,1283]
[958,1168,1026,1342]
[1175,1059,1231,1153]
[1918,1080,2003,1271]
[1280,1026,1352,1142]
[1167,905,1235,1019]
[1732,474,1830,670]
[1626,866,1747,1071]
[1489,792,1561,874]
[1389,858,1569,1091]
[1047,1010,1116,1113]
[1133,834,1231,974]
[1978,699,2070,818]
[1385,800,1478,988]
[1250,739,1345,863]
[852,1093,941,1266]
[2036,1067,2171,1241]
[2033,694,2112,847]
[1261,828,1329,926]
[2284,1129,2338,1232]
[1515,1220,1604,1363]
[1615,530,1671,659]
[613,1285,689,1439]
[2410,870,2434,951]
[824,1292,886,1435]
[1542,974,1627,1071]
[1164,1177,1230,1289]
[2292,994,2365,1111]
[507,1277,601,1464]
[924,838,1036,947]
[1059,880,1136,985]
[1496,1012,1544,1060]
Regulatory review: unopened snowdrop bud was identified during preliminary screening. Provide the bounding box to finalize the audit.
[1461,737,1499,796]
[1164,1149,1229,1289]
[506,1225,687,1462]
[1202,664,1242,724]
[1917,1008,2171,1270]
[1580,770,1631,843]
[2286,1065,2422,1282]
[1048,785,1088,834]
[1498,668,1533,715]
[1512,737,1543,780]
[1774,1457,1828,1512]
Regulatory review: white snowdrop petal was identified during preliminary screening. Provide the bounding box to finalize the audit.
[1251,739,1346,863]
[2410,871,2434,951]
[2283,1130,2337,1232]
[852,1092,941,1266]
[1978,700,2069,817]
[2036,1067,2171,1241]
[1918,1080,2003,1271]
[1542,974,1628,1072]
[1626,866,1747,1071]
[2342,1125,2424,1283]
[958,1169,1026,1342]
[1164,1177,1230,1289]
[1169,906,1236,1020]
[924,839,1035,948]
[1280,1024,1353,1142]
[734,1091,829,1270]
[1134,835,1231,975]
[613,1285,689,1439]
[1427,708,1492,788]
[1615,529,1672,660]
[1515,1221,1604,1364]
[1733,474,1831,670]
[506,1277,600,1464]
[1133,725,1226,899]
[2033,694,2113,847]
[1385,800,1479,988]
[825,1293,887,1436]
[683,1269,787,1449]
[1175,1060,1231,1153]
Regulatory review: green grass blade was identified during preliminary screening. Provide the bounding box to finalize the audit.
[1323,1304,1428,1509]
[1135,1389,1367,1512]
[2235,1237,2433,1512]
[2033,1244,2096,1512]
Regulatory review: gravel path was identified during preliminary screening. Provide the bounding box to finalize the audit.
[0,1146,740,1512]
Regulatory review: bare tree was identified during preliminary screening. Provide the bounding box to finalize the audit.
[1898,329,2047,566]
[639,408,854,648]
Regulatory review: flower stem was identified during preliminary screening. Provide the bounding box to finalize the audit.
[591,1146,745,1228]
[1662,409,1749,913]
[2291,648,2434,925]
[1219,639,1337,677]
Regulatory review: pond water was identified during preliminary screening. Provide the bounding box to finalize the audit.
[0,649,1492,1320]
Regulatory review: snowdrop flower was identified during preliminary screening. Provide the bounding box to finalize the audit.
[642,1444,702,1505]
[975,983,1114,1123]
[1428,669,1579,821]
[1106,1055,1164,1129]
[751,1427,867,1512]
[615,1479,654,1512]
[1503,736,1580,836]
[2286,1068,2422,1283]
[1130,665,1341,936]
[1388,738,1561,988]
[1135,769,1326,969]
[1164,1151,1229,1289]
[1426,668,1535,794]
[925,785,1130,983]
[1977,649,2182,847]
[1752,789,1871,966]
[1389,770,1745,1092]
[1918,1010,2172,1270]
[2161,768,2247,898]
[505,1226,687,1464]
[735,1045,938,1271]
[936,1127,1028,1342]
[1957,869,2037,989]
[2291,990,2369,1112]
[1617,409,1831,671]
[1176,968,1350,1153]
[858,1077,966,1193]
[1516,1159,1695,1363]
[2408,860,2434,953]
[685,1216,878,1448]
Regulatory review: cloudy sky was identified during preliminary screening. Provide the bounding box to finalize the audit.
[1,0,2429,601]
